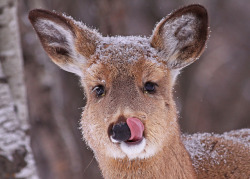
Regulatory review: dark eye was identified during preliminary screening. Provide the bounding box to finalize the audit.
[93,85,105,97]
[143,82,157,94]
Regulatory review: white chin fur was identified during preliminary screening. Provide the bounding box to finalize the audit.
[120,138,146,159]
[109,136,158,160]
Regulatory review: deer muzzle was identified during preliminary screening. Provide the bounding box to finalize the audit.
[111,118,144,143]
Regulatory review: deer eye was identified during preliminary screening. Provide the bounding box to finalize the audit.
[93,85,105,97]
[143,82,157,94]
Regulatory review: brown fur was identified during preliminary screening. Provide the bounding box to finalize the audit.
[81,59,196,178]
[29,4,250,179]
[183,129,250,179]
[98,139,195,179]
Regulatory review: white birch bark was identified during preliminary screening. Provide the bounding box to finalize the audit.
[0,0,38,178]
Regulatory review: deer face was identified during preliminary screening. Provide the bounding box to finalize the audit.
[29,5,208,160]
[80,37,177,159]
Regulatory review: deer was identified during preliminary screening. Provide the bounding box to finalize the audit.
[29,4,250,179]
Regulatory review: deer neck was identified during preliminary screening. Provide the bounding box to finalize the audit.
[97,135,196,179]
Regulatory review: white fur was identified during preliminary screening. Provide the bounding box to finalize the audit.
[110,136,120,143]
[151,14,197,69]
[170,68,181,83]
[35,19,74,51]
[35,19,86,76]
[137,142,158,159]
[108,137,158,160]
[162,14,196,58]
[120,138,146,160]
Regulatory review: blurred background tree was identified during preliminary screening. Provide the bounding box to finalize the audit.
[17,0,250,178]
[0,0,38,178]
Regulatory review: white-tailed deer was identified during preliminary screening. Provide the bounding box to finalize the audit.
[29,5,250,179]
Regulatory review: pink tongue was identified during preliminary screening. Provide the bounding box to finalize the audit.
[126,118,144,141]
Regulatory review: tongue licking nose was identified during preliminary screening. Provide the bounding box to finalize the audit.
[126,117,144,142]
[111,118,144,143]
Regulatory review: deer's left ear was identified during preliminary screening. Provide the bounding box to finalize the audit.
[151,5,208,69]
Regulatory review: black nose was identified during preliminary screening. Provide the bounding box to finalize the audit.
[112,122,131,142]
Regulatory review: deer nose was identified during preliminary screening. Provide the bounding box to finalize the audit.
[111,122,131,142]
[110,118,145,143]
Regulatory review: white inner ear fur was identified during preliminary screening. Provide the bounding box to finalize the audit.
[170,69,181,83]
[35,19,86,76]
[155,14,197,68]
[35,19,74,52]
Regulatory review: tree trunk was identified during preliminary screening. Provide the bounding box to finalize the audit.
[0,0,38,178]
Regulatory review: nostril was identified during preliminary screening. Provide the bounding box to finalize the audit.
[111,122,131,142]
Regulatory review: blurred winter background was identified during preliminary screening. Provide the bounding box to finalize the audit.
[17,0,249,178]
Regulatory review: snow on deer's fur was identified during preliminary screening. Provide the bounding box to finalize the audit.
[29,5,250,179]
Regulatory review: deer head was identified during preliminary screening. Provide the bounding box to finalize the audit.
[29,4,208,165]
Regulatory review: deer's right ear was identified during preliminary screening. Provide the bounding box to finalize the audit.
[29,9,102,76]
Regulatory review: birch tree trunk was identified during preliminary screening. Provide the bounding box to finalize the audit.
[0,0,38,178]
